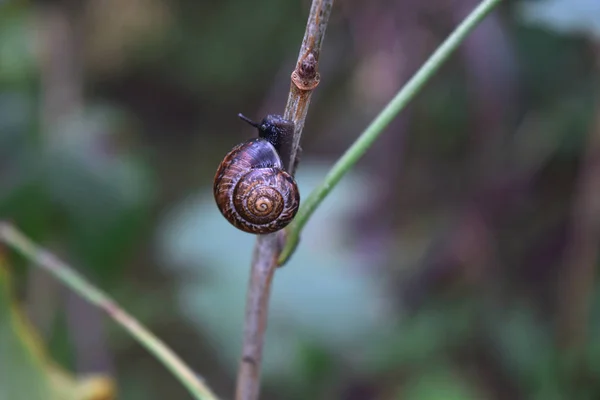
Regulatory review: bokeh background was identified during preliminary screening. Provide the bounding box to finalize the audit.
[2,0,600,399]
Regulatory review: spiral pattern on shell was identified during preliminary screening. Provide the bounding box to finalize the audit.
[214,138,300,234]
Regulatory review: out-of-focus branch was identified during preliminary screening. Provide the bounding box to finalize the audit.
[36,0,84,130]
[235,2,334,400]
[34,0,114,375]
[454,0,517,171]
[557,46,600,350]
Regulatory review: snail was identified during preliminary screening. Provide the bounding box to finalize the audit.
[213,114,300,234]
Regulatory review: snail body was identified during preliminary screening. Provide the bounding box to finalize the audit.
[213,114,300,234]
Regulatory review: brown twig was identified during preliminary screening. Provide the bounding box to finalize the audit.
[235,2,334,400]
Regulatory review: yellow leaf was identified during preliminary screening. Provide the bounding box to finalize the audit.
[0,258,117,400]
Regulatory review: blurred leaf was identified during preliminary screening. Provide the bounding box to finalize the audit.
[43,106,152,223]
[0,91,51,247]
[586,282,600,379]
[400,365,483,400]
[514,26,592,107]
[517,0,600,40]
[0,259,50,400]
[551,92,596,157]
[417,78,470,157]
[486,304,566,398]
[42,105,154,280]
[363,300,475,376]
[50,370,116,400]
[512,90,596,171]
[0,91,38,201]
[292,341,336,395]
[0,258,116,400]
[0,6,36,84]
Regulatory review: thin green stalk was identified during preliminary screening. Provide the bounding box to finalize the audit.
[278,0,502,265]
[0,222,218,400]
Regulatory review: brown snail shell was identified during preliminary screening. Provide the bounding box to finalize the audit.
[213,115,300,234]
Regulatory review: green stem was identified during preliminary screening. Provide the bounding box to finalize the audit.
[0,223,219,400]
[278,0,502,265]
